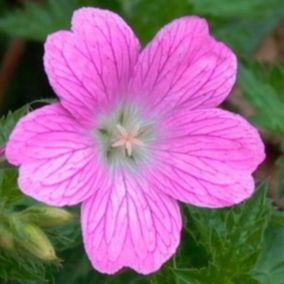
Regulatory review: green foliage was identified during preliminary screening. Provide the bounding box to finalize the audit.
[120,0,284,54]
[0,0,121,42]
[190,0,284,54]
[0,106,29,206]
[0,107,79,282]
[190,0,284,18]
[176,185,271,283]
[254,221,284,283]
[0,104,28,145]
[120,0,192,44]
[174,268,262,284]
[0,0,78,41]
[212,18,281,55]
[0,168,22,207]
[238,63,284,135]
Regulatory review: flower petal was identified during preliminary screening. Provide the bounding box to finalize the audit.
[6,104,107,206]
[129,17,236,114]
[81,170,181,274]
[44,8,140,126]
[147,109,265,208]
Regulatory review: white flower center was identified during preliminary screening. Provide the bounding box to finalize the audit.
[112,124,144,156]
[95,103,156,170]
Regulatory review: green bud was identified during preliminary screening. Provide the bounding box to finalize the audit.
[11,219,58,261]
[0,224,14,250]
[19,205,75,228]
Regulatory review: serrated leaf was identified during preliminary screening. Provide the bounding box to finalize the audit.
[238,63,284,134]
[180,269,261,284]
[254,224,284,284]
[0,104,29,145]
[174,266,261,284]
[184,184,270,281]
[0,168,22,207]
[174,268,211,284]
[174,222,208,269]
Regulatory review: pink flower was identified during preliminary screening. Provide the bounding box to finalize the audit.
[5,8,265,274]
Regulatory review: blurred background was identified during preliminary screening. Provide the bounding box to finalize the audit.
[0,0,284,283]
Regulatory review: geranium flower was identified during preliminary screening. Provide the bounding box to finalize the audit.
[5,8,265,274]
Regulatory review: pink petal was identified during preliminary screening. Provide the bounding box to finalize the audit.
[82,170,182,274]
[129,17,237,115]
[44,8,140,127]
[147,109,265,208]
[5,104,107,206]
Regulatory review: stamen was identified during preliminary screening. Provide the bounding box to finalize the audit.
[111,124,144,156]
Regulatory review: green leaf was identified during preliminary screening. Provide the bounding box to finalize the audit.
[133,268,177,284]
[233,274,261,284]
[173,267,258,284]
[191,0,284,19]
[0,0,78,41]
[212,18,281,54]
[0,0,123,42]
[120,0,193,44]
[270,208,284,228]
[174,222,208,269]
[0,249,52,282]
[238,63,284,135]
[0,168,22,207]
[184,184,271,281]
[254,224,284,284]
[0,104,29,145]
[174,268,212,284]
[79,0,121,10]
[191,0,284,54]
[0,106,30,206]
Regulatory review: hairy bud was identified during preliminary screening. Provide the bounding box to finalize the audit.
[20,205,74,227]
[11,218,58,261]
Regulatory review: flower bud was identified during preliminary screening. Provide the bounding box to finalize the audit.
[20,205,75,228]
[11,220,58,261]
[0,224,14,250]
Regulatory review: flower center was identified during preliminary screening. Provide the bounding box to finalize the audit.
[95,103,156,170]
[112,124,144,156]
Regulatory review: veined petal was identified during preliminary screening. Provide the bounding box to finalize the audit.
[129,16,236,115]
[5,104,107,206]
[82,170,181,274]
[44,8,140,126]
[147,109,265,208]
